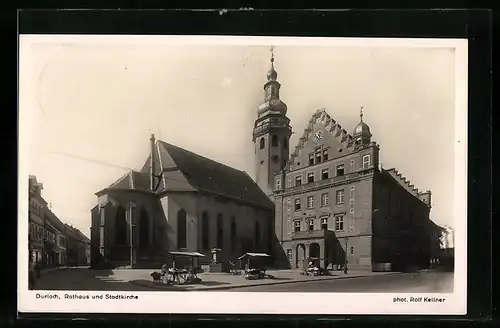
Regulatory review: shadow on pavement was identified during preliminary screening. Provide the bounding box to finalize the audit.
[199,281,231,286]
[267,277,292,281]
[129,279,182,290]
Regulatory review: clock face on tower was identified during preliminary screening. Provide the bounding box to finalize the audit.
[313,130,324,143]
[271,155,280,163]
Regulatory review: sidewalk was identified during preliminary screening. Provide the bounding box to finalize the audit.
[108,269,403,291]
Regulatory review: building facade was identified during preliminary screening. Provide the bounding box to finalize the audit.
[90,139,274,269]
[28,176,46,264]
[45,208,67,266]
[271,108,441,271]
[65,224,91,266]
[28,175,89,268]
[42,217,59,267]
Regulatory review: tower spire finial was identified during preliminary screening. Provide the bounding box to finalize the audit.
[360,106,364,122]
[266,45,278,81]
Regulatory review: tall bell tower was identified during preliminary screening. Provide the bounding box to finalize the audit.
[253,47,292,196]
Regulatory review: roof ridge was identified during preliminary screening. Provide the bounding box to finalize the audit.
[158,140,246,174]
[108,171,132,188]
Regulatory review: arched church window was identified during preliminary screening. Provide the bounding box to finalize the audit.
[259,137,265,149]
[177,209,187,249]
[139,208,149,249]
[271,135,278,147]
[115,206,127,246]
[217,214,224,249]
[230,217,236,251]
[201,212,210,250]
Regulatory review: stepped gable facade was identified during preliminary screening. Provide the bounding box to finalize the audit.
[272,104,440,271]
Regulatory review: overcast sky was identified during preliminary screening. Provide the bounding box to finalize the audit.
[19,36,464,239]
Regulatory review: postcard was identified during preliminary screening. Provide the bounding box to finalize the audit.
[18,35,467,315]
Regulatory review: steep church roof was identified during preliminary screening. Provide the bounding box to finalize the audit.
[155,141,273,210]
[97,140,273,210]
[102,170,151,193]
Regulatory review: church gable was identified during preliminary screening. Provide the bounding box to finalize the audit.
[155,141,197,193]
[287,109,355,171]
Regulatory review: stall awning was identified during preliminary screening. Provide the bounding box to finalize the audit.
[169,251,205,257]
[237,252,272,260]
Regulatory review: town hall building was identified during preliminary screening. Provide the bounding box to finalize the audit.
[90,51,442,271]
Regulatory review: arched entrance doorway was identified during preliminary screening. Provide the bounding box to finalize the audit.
[295,243,306,268]
[309,243,320,266]
[309,243,320,258]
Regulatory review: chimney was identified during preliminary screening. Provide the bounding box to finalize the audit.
[150,134,156,191]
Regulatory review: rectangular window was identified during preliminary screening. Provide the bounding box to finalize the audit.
[321,193,329,206]
[287,177,292,188]
[294,221,301,232]
[321,168,329,180]
[295,175,302,186]
[309,154,314,165]
[323,149,329,161]
[363,155,371,169]
[335,216,344,231]
[294,198,301,211]
[308,219,314,231]
[307,172,315,183]
[276,179,281,190]
[336,190,345,204]
[350,160,355,172]
[307,196,314,209]
[321,217,328,230]
[350,185,355,198]
[336,164,345,176]
[315,151,322,164]
[287,249,293,262]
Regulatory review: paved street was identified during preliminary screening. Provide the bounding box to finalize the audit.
[227,271,454,293]
[35,267,453,293]
[35,267,156,291]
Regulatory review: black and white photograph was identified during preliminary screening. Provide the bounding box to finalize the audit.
[18,35,467,315]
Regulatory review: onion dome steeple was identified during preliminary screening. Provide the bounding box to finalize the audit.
[257,46,288,118]
[267,51,278,81]
[353,106,372,147]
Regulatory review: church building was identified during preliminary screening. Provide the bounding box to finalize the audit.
[90,50,442,272]
[90,137,275,268]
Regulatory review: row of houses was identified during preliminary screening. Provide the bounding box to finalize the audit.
[28,175,90,268]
